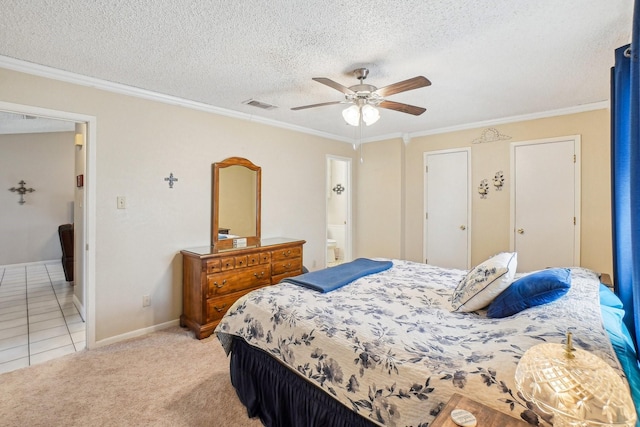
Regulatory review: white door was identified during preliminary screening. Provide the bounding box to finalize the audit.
[511,137,580,272]
[424,149,471,269]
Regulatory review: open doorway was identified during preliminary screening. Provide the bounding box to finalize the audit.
[0,101,96,372]
[326,155,352,267]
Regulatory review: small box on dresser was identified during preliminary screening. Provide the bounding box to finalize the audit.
[180,237,305,339]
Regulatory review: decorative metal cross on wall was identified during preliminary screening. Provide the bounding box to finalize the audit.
[164,173,178,189]
[9,180,35,205]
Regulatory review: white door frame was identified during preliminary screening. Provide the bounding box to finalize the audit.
[423,148,472,268]
[326,155,352,265]
[0,100,97,349]
[509,135,581,266]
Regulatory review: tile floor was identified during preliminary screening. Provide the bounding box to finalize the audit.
[0,261,85,374]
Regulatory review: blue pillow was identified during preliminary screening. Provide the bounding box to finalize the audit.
[599,283,624,309]
[487,268,571,318]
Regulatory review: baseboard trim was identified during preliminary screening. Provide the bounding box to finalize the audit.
[73,294,86,322]
[93,319,181,348]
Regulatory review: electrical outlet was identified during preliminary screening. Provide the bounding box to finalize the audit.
[117,196,126,209]
[142,295,151,307]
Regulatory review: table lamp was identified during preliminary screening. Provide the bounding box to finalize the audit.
[515,332,636,426]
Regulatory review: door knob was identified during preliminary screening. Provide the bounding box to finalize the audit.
[517,228,525,234]
[460,225,466,230]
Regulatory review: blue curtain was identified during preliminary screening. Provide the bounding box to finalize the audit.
[612,0,640,351]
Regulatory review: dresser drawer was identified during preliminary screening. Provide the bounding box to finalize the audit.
[271,247,301,261]
[205,259,221,274]
[247,251,271,266]
[205,289,262,323]
[220,256,235,271]
[272,270,302,284]
[272,257,302,276]
[234,255,248,268]
[207,264,270,297]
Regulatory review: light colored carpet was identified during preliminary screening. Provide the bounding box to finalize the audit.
[0,326,263,427]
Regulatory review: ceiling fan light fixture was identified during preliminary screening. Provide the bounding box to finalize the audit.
[342,104,380,127]
[361,104,380,126]
[342,105,361,126]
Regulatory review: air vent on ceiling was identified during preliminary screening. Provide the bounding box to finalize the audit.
[242,99,278,110]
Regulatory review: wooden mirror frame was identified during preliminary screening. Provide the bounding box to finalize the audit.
[211,157,261,250]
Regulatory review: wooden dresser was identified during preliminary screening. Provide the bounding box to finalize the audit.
[180,237,305,339]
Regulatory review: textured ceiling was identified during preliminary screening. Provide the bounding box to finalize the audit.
[0,1,633,140]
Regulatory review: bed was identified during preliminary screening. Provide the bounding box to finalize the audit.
[215,256,638,426]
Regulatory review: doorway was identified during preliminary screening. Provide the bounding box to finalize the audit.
[0,101,96,353]
[423,148,471,269]
[510,136,580,272]
[326,156,352,267]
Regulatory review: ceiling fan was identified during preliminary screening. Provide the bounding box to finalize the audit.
[291,68,431,126]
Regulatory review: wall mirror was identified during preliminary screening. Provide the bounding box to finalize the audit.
[212,157,261,250]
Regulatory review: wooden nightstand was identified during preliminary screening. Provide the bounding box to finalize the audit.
[430,393,528,427]
[600,273,613,291]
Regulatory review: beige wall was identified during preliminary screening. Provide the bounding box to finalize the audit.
[356,139,403,259]
[0,67,356,342]
[402,109,612,276]
[0,131,75,264]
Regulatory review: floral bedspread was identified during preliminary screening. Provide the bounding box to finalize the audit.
[215,260,626,427]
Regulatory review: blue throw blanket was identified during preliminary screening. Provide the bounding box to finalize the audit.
[282,258,393,292]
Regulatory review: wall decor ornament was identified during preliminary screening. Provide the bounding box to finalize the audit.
[472,128,512,144]
[164,172,178,189]
[332,183,345,195]
[478,179,489,198]
[493,171,504,190]
[9,180,35,205]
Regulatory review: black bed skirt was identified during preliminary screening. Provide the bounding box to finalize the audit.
[230,337,379,427]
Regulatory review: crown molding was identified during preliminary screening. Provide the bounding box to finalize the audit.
[407,101,610,138]
[0,55,609,145]
[342,101,610,144]
[0,55,352,143]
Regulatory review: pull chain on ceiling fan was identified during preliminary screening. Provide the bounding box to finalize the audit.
[291,68,431,126]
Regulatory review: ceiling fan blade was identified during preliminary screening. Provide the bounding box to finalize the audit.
[312,77,356,95]
[291,100,348,111]
[378,100,426,116]
[374,76,431,97]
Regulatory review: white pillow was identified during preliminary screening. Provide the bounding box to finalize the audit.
[450,252,517,312]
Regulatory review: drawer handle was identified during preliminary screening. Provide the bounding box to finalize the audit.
[214,279,227,289]
[254,271,265,279]
[282,250,291,256]
[238,261,244,266]
[213,304,227,312]
[225,262,232,268]
[285,263,292,268]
